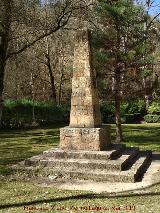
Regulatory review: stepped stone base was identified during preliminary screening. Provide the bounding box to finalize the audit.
[59,126,111,151]
[16,145,152,183]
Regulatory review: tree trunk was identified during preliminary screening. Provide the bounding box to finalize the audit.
[0,1,12,126]
[58,74,63,106]
[0,34,8,126]
[47,58,57,104]
[142,77,152,112]
[114,69,123,143]
[115,93,123,143]
[0,58,5,127]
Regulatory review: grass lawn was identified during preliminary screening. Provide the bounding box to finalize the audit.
[113,123,160,152]
[0,123,160,213]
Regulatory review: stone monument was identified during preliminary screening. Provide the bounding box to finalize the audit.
[18,30,152,185]
[60,29,111,151]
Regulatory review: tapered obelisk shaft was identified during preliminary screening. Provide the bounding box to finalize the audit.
[60,29,111,151]
[69,30,102,128]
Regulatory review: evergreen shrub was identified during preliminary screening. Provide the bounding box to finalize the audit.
[1,99,69,129]
[144,114,160,123]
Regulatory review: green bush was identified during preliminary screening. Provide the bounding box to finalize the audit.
[144,114,160,123]
[100,102,115,123]
[100,100,145,123]
[121,113,142,124]
[120,100,146,115]
[148,102,160,115]
[1,99,69,129]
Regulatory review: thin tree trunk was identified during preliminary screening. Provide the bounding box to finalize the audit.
[30,72,35,122]
[114,69,123,143]
[47,58,57,104]
[0,59,5,127]
[115,93,123,143]
[44,35,57,104]
[114,25,123,143]
[0,35,8,127]
[142,77,152,111]
[0,1,12,127]
[58,74,63,106]
[58,60,64,106]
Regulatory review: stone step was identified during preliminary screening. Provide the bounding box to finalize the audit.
[25,147,139,172]
[42,144,125,161]
[38,152,151,183]
[22,151,152,183]
[22,147,152,183]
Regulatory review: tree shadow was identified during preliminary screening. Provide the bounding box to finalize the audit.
[0,128,60,177]
[0,130,60,139]
[114,125,160,150]
[0,191,160,210]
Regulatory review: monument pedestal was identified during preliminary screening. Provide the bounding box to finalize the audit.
[60,126,111,151]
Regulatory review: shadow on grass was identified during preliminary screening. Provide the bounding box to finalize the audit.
[123,125,160,131]
[0,127,61,177]
[0,191,160,210]
[0,130,60,139]
[110,125,160,151]
[0,124,160,176]
[29,136,59,145]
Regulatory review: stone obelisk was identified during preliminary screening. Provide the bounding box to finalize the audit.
[60,29,111,151]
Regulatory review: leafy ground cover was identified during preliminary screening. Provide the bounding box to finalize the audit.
[0,124,160,213]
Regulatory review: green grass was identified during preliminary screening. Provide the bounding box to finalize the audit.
[0,127,60,176]
[112,123,160,152]
[0,124,160,212]
[0,181,160,213]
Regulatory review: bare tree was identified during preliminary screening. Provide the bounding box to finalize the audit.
[0,0,92,124]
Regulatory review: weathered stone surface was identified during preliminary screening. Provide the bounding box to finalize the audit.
[60,29,111,150]
[69,29,101,128]
[43,144,125,160]
[60,126,111,151]
[19,149,152,183]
